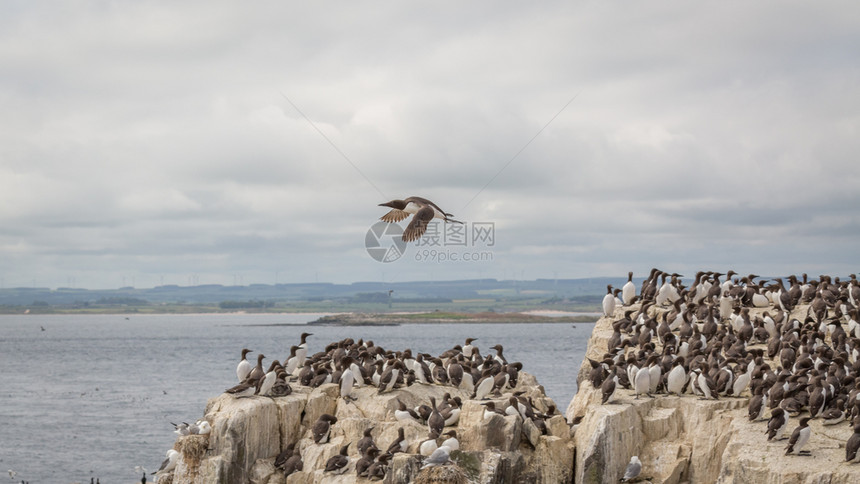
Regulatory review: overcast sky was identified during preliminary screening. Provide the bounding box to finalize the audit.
[1,1,858,289]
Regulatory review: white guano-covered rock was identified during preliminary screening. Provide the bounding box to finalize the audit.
[164,369,573,483]
[567,303,859,484]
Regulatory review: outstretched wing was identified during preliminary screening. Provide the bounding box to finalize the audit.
[402,206,434,242]
[380,209,410,223]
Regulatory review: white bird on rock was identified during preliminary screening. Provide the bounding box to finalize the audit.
[620,455,641,482]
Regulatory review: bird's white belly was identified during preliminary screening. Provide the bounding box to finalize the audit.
[404,202,421,214]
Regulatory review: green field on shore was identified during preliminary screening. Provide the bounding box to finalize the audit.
[0,298,601,316]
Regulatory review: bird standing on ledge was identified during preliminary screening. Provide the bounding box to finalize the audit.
[378,196,463,242]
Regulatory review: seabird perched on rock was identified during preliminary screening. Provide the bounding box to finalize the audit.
[666,357,687,396]
[270,370,292,397]
[489,344,508,365]
[151,449,179,476]
[236,348,253,382]
[440,430,459,451]
[620,455,642,482]
[366,452,392,480]
[282,447,303,477]
[339,356,356,400]
[821,399,845,426]
[462,338,479,358]
[633,364,651,399]
[421,446,451,469]
[748,385,767,421]
[286,334,312,378]
[601,367,619,404]
[785,417,812,455]
[386,427,408,454]
[394,399,422,423]
[274,443,296,470]
[419,436,439,457]
[603,284,617,317]
[257,360,281,396]
[246,353,266,386]
[428,396,445,438]
[357,427,378,456]
[224,379,257,397]
[378,360,404,393]
[378,196,463,242]
[481,401,506,420]
[355,447,379,477]
[324,443,350,474]
[696,362,718,400]
[472,369,495,400]
[312,414,338,444]
[171,422,189,436]
[846,422,860,463]
[622,272,636,306]
[766,408,788,441]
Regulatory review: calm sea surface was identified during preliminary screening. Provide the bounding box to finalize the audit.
[0,313,592,483]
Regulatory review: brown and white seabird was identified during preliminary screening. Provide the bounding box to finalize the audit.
[427,396,445,438]
[785,417,812,455]
[236,348,253,382]
[386,427,407,454]
[378,196,463,242]
[282,447,303,477]
[312,414,338,444]
[846,422,860,462]
[324,443,350,474]
[357,426,378,456]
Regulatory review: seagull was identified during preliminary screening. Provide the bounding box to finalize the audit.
[172,422,190,436]
[620,455,641,482]
[151,449,179,476]
[421,445,451,469]
[378,196,463,242]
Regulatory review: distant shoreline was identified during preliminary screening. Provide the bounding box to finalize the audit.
[0,310,599,325]
[306,311,597,326]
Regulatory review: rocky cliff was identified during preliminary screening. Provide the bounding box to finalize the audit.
[565,304,859,484]
[162,372,573,484]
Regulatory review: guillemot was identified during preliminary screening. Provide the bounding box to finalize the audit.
[601,284,617,317]
[766,408,788,441]
[428,396,445,438]
[324,443,350,474]
[386,427,408,454]
[312,414,338,444]
[785,417,812,455]
[622,272,636,306]
[378,196,463,242]
[236,348,253,382]
[846,422,860,462]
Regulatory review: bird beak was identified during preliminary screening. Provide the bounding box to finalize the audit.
[379,201,394,208]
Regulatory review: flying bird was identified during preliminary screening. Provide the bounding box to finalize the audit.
[378,196,463,242]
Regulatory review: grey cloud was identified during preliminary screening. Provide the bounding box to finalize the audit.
[1,1,858,288]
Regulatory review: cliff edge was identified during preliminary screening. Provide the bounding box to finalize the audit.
[163,371,573,484]
[565,303,858,484]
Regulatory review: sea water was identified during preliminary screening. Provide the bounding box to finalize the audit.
[0,313,591,483]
